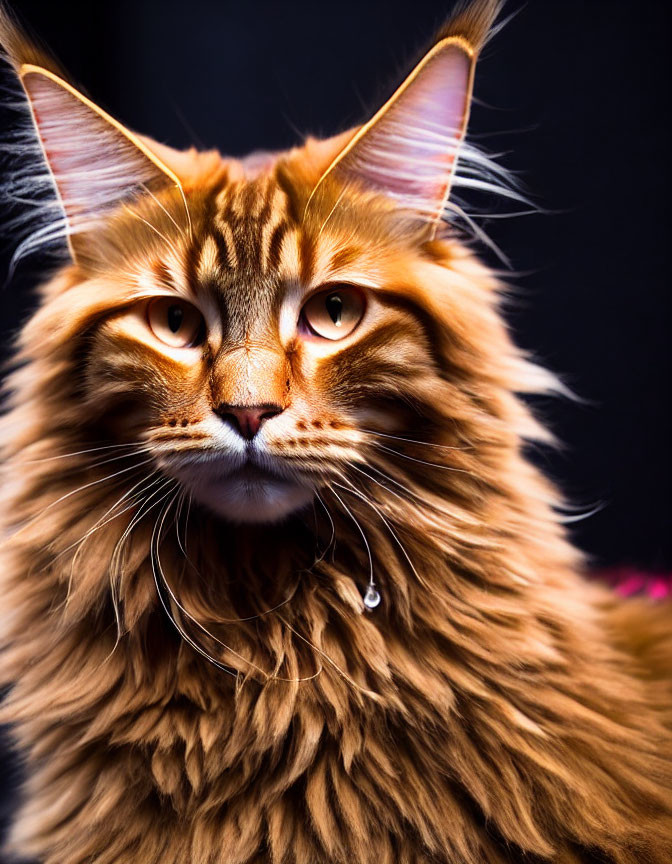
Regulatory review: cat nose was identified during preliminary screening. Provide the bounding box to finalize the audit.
[215,403,284,440]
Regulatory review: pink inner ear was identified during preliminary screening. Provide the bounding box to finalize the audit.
[339,42,473,220]
[23,72,169,227]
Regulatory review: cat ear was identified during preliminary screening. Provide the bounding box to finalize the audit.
[1,4,183,262]
[311,0,500,233]
[17,64,183,258]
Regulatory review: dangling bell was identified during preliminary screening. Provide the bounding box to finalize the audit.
[363,584,381,610]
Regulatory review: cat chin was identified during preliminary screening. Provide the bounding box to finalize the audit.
[189,474,315,524]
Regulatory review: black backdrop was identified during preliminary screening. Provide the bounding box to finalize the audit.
[1,0,670,565]
[0,0,671,850]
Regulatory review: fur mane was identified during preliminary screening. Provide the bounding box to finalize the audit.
[1,212,671,861]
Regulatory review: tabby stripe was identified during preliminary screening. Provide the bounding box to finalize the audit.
[299,231,316,286]
[376,288,446,366]
[329,245,363,273]
[183,239,201,296]
[215,218,239,270]
[278,228,301,279]
[336,320,421,364]
[209,178,293,274]
[263,220,289,274]
[150,259,173,291]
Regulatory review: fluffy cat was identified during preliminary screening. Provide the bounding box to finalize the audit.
[0,1,671,862]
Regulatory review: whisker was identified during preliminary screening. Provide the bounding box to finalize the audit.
[170,495,301,624]
[109,476,175,586]
[370,442,478,479]
[349,462,415,508]
[183,493,193,556]
[104,478,177,652]
[351,460,483,536]
[140,183,187,240]
[124,206,183,261]
[313,491,336,565]
[172,488,201,574]
[277,615,375,697]
[352,461,448,517]
[328,484,375,597]
[154,493,318,683]
[360,428,470,452]
[173,489,189,560]
[54,469,162,565]
[20,441,146,464]
[316,186,348,241]
[8,458,154,541]
[175,183,193,240]
[333,479,423,590]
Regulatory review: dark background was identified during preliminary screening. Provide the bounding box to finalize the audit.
[0,0,670,850]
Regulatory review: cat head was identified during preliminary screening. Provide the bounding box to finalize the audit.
[1,1,546,529]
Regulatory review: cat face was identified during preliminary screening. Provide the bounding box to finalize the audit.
[2,5,507,526]
[81,169,443,524]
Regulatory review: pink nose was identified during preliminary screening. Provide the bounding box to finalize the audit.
[216,403,283,440]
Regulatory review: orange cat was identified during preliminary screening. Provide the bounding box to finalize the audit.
[1,2,671,862]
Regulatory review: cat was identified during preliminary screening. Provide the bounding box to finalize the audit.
[0,1,671,862]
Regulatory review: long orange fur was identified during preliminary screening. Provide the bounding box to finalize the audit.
[1,2,671,862]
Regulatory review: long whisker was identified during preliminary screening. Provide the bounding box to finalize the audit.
[369,442,478,479]
[316,186,348,241]
[124,206,183,261]
[153,495,259,678]
[172,488,201,575]
[140,183,187,239]
[175,183,193,240]
[313,491,336,565]
[109,476,175,586]
[8,458,154,541]
[352,460,422,502]
[104,478,177,653]
[154,493,318,682]
[174,489,189,560]
[361,428,471,452]
[20,441,147,464]
[328,484,375,595]
[184,494,193,551]
[349,461,417,509]
[277,615,375,697]
[54,469,162,565]
[169,495,301,624]
[349,460,467,525]
[333,478,427,592]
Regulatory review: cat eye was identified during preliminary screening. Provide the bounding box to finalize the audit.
[300,286,365,340]
[146,298,205,348]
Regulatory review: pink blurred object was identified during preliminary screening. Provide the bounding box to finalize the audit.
[594,567,672,600]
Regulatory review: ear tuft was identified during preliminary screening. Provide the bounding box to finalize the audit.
[0,3,67,80]
[436,0,503,53]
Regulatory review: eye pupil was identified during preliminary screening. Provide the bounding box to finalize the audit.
[326,294,343,326]
[299,285,364,341]
[167,305,184,333]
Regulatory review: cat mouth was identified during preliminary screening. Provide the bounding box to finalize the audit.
[227,462,288,485]
[168,452,315,523]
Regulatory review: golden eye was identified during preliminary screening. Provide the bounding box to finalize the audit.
[300,286,365,340]
[147,298,205,348]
